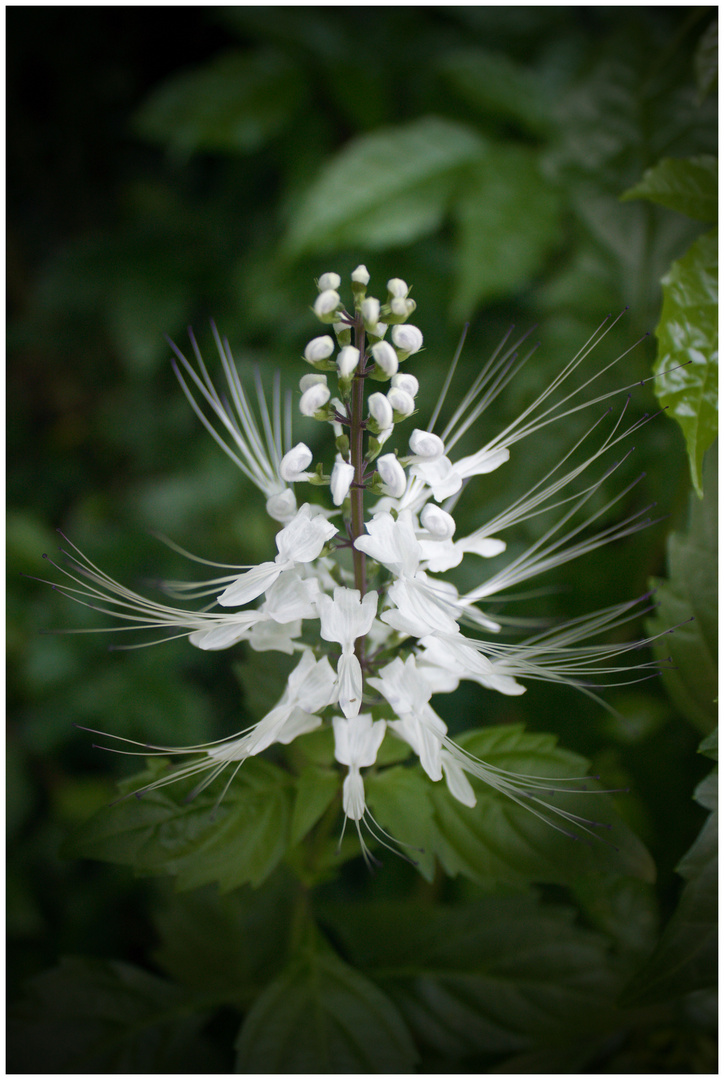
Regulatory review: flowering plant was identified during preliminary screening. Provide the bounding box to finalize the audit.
[47,267,668,875]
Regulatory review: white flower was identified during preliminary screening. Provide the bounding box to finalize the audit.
[337,345,360,378]
[376,453,407,499]
[351,264,370,285]
[370,341,398,378]
[387,387,415,419]
[391,323,423,355]
[411,446,510,501]
[279,442,313,483]
[420,502,456,539]
[299,372,328,393]
[330,458,355,506]
[354,509,420,578]
[318,587,378,718]
[367,392,394,432]
[304,335,335,364]
[318,272,341,291]
[360,297,380,329]
[369,656,446,782]
[299,380,331,417]
[391,372,419,398]
[265,489,298,523]
[313,289,341,321]
[408,429,444,461]
[217,504,336,607]
[387,278,409,298]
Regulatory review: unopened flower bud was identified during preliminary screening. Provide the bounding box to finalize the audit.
[351,265,370,286]
[387,278,409,299]
[377,453,407,499]
[299,372,328,393]
[388,297,417,323]
[266,489,297,522]
[280,443,313,483]
[337,346,360,378]
[392,323,423,356]
[387,386,415,419]
[304,335,335,365]
[367,392,394,432]
[421,502,456,539]
[318,272,341,291]
[333,321,352,347]
[360,297,380,330]
[313,289,341,322]
[370,340,398,378]
[391,372,419,397]
[330,459,355,506]
[409,429,445,460]
[299,380,331,417]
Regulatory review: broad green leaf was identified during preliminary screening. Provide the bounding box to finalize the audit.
[370,726,654,888]
[284,116,485,257]
[647,451,717,733]
[64,757,294,891]
[452,146,561,318]
[153,874,295,1008]
[133,49,306,157]
[437,48,553,136]
[653,228,718,495]
[621,756,717,1005]
[621,156,717,222]
[321,895,622,1061]
[695,18,718,103]
[235,938,418,1073]
[8,957,217,1073]
[289,764,339,846]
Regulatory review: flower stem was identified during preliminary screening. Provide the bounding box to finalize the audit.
[350,315,367,601]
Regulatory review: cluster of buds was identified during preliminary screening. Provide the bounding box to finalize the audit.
[46,267,670,863]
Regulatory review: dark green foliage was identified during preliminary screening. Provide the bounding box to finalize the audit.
[8,7,717,1073]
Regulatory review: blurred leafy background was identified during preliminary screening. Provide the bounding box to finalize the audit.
[7,6,717,1073]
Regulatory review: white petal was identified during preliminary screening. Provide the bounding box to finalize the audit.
[330,459,355,506]
[377,453,408,498]
[333,714,386,768]
[455,446,510,478]
[441,751,477,807]
[217,561,284,607]
[276,504,337,564]
[337,652,364,718]
[279,442,313,483]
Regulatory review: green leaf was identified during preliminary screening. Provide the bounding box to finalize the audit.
[289,765,339,846]
[452,146,561,318]
[436,47,553,136]
[284,116,485,257]
[321,895,622,1061]
[153,873,296,1008]
[621,756,717,1005]
[64,757,294,891]
[8,957,217,1073]
[653,228,718,495]
[369,726,654,888]
[621,156,717,222]
[235,937,418,1073]
[647,450,717,733]
[133,49,306,157]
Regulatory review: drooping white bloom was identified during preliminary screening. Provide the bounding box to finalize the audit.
[47,270,674,870]
[318,587,378,718]
[218,504,337,607]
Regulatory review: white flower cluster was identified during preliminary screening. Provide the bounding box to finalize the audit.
[48,268,668,861]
